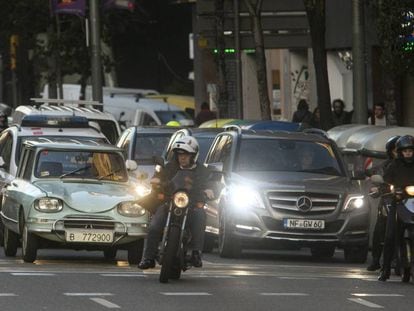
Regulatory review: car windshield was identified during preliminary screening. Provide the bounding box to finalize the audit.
[134,134,171,164]
[235,139,343,176]
[34,150,128,182]
[16,136,108,166]
[155,111,192,124]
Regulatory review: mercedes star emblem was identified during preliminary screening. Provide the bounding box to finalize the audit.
[296,196,312,212]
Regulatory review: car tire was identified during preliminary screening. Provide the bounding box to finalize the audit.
[310,246,335,259]
[218,211,241,258]
[127,240,144,265]
[203,234,215,253]
[103,248,117,261]
[344,245,368,264]
[3,226,18,257]
[22,224,38,263]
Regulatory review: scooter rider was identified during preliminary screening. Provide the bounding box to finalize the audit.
[138,135,214,270]
[379,135,414,281]
[366,135,400,271]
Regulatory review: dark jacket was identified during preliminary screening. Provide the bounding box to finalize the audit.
[292,110,312,124]
[195,110,217,126]
[383,158,414,188]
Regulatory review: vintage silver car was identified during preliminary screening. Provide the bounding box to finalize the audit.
[0,139,148,263]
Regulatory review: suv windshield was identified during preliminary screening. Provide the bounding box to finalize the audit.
[134,134,171,164]
[35,150,128,181]
[236,139,343,176]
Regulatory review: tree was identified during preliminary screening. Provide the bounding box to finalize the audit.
[244,0,271,120]
[303,0,333,130]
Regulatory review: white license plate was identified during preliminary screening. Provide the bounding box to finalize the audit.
[65,230,114,243]
[284,219,325,230]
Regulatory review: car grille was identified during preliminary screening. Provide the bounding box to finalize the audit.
[267,191,340,215]
[63,215,115,230]
[262,216,344,234]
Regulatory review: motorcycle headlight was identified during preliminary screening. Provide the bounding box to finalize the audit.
[135,184,151,197]
[343,195,365,211]
[405,186,414,196]
[118,202,146,217]
[173,191,189,208]
[34,198,63,213]
[228,185,265,209]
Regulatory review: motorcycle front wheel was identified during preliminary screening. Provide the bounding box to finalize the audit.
[401,238,411,283]
[160,226,181,283]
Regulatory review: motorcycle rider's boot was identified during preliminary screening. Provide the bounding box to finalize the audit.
[366,260,381,271]
[191,250,203,268]
[378,267,390,281]
[138,258,155,269]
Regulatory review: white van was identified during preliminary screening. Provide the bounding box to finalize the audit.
[103,94,194,129]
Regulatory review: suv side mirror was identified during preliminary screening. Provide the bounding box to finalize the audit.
[125,159,138,171]
[207,162,223,173]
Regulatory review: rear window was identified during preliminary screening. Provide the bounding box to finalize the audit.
[236,139,343,176]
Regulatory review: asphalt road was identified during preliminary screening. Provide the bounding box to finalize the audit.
[0,248,412,311]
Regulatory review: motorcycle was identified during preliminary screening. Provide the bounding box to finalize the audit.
[370,175,414,282]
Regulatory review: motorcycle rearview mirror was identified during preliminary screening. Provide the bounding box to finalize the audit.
[370,174,384,185]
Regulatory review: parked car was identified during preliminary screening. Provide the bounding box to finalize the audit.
[12,99,121,144]
[0,139,148,263]
[204,127,369,262]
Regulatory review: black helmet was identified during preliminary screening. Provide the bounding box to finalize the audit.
[396,135,414,163]
[385,135,400,157]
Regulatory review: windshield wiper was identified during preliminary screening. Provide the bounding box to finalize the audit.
[60,165,91,178]
[98,168,123,180]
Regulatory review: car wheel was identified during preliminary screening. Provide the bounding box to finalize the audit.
[344,245,368,264]
[218,211,241,258]
[203,234,215,253]
[22,224,38,263]
[3,226,18,257]
[310,245,336,259]
[103,248,117,261]
[127,240,144,265]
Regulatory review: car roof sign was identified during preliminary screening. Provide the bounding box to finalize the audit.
[20,115,90,128]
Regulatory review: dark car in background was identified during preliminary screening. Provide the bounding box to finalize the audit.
[204,127,369,263]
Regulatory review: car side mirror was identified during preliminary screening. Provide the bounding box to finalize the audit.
[207,162,224,173]
[125,159,138,171]
[370,174,384,185]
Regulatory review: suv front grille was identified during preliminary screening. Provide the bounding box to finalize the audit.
[267,191,340,215]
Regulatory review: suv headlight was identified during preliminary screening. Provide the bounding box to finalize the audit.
[118,202,146,217]
[228,185,265,209]
[34,198,63,213]
[343,195,365,211]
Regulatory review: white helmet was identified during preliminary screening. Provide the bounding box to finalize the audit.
[172,135,199,162]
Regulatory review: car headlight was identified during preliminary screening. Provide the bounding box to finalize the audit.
[118,202,146,217]
[405,186,414,196]
[173,191,189,208]
[34,198,63,213]
[136,184,151,197]
[343,195,365,211]
[228,185,265,209]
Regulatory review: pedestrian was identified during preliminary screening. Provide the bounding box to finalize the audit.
[368,102,388,126]
[309,107,322,129]
[292,99,312,126]
[378,135,414,281]
[366,135,399,272]
[195,102,216,126]
[331,99,351,126]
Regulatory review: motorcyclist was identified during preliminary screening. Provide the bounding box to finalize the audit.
[138,135,214,270]
[378,135,414,281]
[366,135,400,271]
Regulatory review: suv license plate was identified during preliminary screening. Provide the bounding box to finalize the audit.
[284,219,325,230]
[65,230,114,243]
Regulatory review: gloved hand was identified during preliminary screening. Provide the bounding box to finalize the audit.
[204,189,215,200]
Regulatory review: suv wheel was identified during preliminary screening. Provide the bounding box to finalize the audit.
[344,245,368,263]
[203,234,215,253]
[310,245,335,259]
[218,211,241,258]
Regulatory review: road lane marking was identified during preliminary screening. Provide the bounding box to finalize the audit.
[64,293,113,296]
[0,293,17,296]
[11,273,55,276]
[348,298,384,308]
[260,293,309,296]
[90,298,120,309]
[279,277,317,280]
[352,293,404,297]
[100,274,146,277]
[161,292,211,296]
[194,275,235,278]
